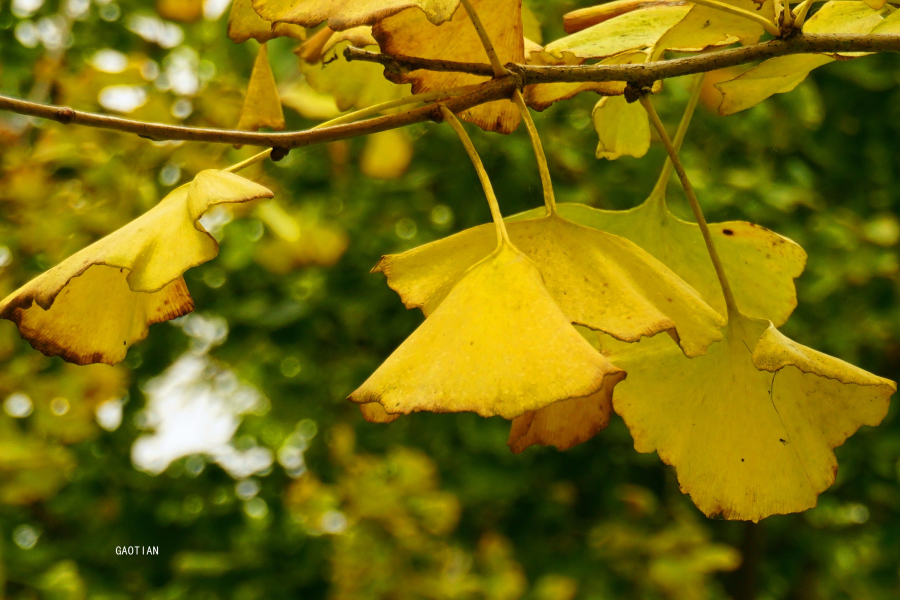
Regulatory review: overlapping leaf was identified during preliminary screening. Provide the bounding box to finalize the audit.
[375,212,725,357]
[607,312,895,521]
[228,0,306,43]
[251,0,462,29]
[716,2,893,115]
[0,171,273,365]
[351,242,625,419]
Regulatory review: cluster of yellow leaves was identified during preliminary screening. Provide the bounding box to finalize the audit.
[351,121,894,520]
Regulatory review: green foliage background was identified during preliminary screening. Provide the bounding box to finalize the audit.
[0,0,899,599]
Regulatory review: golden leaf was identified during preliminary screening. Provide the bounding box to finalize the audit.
[237,43,286,131]
[592,95,650,160]
[228,0,306,43]
[375,212,724,357]
[563,0,689,33]
[0,171,273,365]
[350,242,624,419]
[652,0,776,54]
[608,312,895,521]
[373,0,524,133]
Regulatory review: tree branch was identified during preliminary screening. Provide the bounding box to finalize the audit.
[0,77,515,148]
[1,33,898,148]
[347,33,900,86]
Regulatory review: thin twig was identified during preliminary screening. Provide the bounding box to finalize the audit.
[0,78,515,148]
[640,94,740,320]
[439,106,510,247]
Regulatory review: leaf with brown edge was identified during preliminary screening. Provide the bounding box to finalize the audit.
[607,312,895,522]
[359,402,400,423]
[237,43,286,131]
[251,0,462,29]
[0,171,273,365]
[374,212,725,358]
[372,0,524,134]
[351,242,623,420]
[228,0,306,43]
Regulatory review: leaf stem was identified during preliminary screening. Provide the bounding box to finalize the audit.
[511,90,556,215]
[225,83,495,173]
[649,73,705,204]
[459,0,508,77]
[439,105,510,247]
[639,94,740,320]
[783,0,794,30]
[689,0,782,37]
[792,0,813,29]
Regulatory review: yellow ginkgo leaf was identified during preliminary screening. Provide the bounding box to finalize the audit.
[651,0,775,57]
[228,0,306,43]
[252,0,462,29]
[510,158,807,326]
[0,171,273,365]
[350,242,624,419]
[872,9,900,32]
[592,95,650,160]
[237,43,286,131]
[373,0,524,133]
[563,0,688,33]
[375,212,725,358]
[361,128,414,179]
[716,2,891,115]
[862,0,887,10]
[542,4,691,61]
[607,312,895,522]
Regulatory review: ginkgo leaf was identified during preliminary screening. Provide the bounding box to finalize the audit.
[542,4,691,60]
[872,9,900,32]
[359,401,400,423]
[0,171,273,365]
[716,2,891,115]
[511,194,806,327]
[373,0,524,133]
[252,0,462,29]
[228,0,306,43]
[593,95,650,160]
[375,212,725,358]
[237,43,286,131]
[361,128,414,179]
[350,242,624,419]
[607,312,895,522]
[651,0,775,57]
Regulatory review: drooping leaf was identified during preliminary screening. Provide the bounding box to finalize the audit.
[716,2,891,115]
[372,0,524,133]
[607,312,895,521]
[351,242,624,419]
[228,0,306,43]
[592,95,651,160]
[0,171,273,365]
[375,212,725,358]
[651,0,775,55]
[237,43,286,131]
[251,0,462,29]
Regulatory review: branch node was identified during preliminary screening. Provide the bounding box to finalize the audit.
[624,82,652,104]
[57,107,75,124]
[505,63,527,90]
[270,147,290,162]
